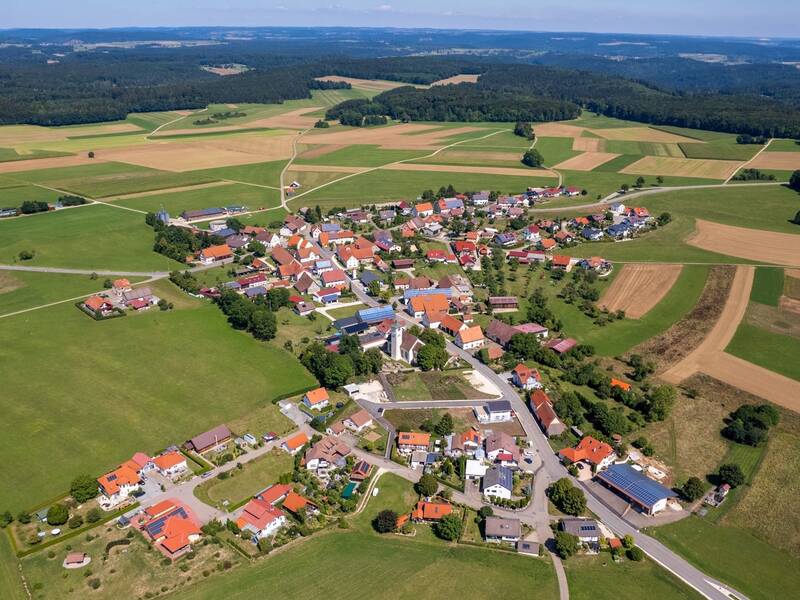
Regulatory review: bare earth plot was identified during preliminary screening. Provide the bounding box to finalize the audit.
[572,137,604,152]
[592,126,699,143]
[687,220,800,267]
[748,151,800,170]
[0,154,108,174]
[247,107,324,129]
[661,266,800,411]
[383,163,556,177]
[552,151,620,171]
[530,123,586,138]
[620,156,742,180]
[600,264,683,318]
[302,124,481,149]
[431,74,480,86]
[436,150,523,162]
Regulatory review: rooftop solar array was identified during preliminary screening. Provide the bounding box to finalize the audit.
[144,507,187,537]
[597,464,675,508]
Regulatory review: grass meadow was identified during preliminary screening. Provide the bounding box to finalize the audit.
[725,322,800,381]
[112,182,280,213]
[0,288,315,512]
[748,267,785,305]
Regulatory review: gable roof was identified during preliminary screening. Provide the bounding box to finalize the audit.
[284,432,309,451]
[188,425,231,452]
[153,452,185,471]
[596,463,676,508]
[201,244,232,260]
[559,436,614,466]
[457,325,484,344]
[483,465,513,491]
[305,387,330,405]
[412,500,452,520]
[282,491,311,513]
[397,431,430,447]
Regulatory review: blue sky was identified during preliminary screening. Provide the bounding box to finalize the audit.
[4,0,799,37]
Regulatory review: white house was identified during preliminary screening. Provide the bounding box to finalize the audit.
[465,459,487,481]
[482,465,513,500]
[303,387,330,410]
[343,409,373,434]
[454,325,485,351]
[152,452,188,479]
[474,400,513,424]
[237,498,287,541]
[484,516,521,543]
[511,364,542,391]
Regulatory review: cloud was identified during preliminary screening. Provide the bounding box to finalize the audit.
[376,4,392,11]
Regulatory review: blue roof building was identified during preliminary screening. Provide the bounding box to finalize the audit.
[581,227,603,241]
[359,271,382,287]
[357,305,394,324]
[244,286,268,298]
[595,463,677,515]
[403,288,452,301]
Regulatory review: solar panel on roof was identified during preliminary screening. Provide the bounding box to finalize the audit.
[597,464,674,507]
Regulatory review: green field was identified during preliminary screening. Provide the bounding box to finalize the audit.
[725,323,800,381]
[194,449,294,507]
[0,182,61,206]
[298,145,428,167]
[0,147,70,163]
[191,159,286,188]
[679,141,758,161]
[0,535,25,600]
[564,555,701,600]
[0,287,315,511]
[590,154,644,173]
[749,267,785,305]
[171,472,558,599]
[112,182,280,213]
[388,370,494,401]
[767,138,800,152]
[0,203,177,271]
[603,140,685,157]
[536,136,581,165]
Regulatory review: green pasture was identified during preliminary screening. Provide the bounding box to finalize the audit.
[298,145,428,167]
[749,267,785,305]
[726,323,800,381]
[113,183,280,213]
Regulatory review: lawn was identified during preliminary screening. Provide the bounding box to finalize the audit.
[112,182,280,213]
[646,516,800,600]
[194,449,294,508]
[564,554,701,600]
[325,303,366,320]
[387,371,494,401]
[749,267,784,306]
[0,203,178,271]
[725,323,800,381]
[170,472,559,599]
[0,271,145,317]
[383,408,478,435]
[0,291,316,511]
[0,534,25,600]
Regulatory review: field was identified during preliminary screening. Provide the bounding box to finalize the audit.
[725,323,800,381]
[111,182,281,213]
[0,287,315,511]
[0,204,178,271]
[564,555,701,600]
[599,264,683,318]
[749,267,785,305]
[553,151,620,171]
[749,151,800,170]
[620,156,741,180]
[194,449,294,507]
[169,473,558,599]
[687,219,800,267]
[766,138,800,152]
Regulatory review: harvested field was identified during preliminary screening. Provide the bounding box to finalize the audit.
[437,150,523,162]
[302,123,482,149]
[687,220,800,267]
[748,151,800,170]
[172,110,195,116]
[315,76,420,91]
[600,264,683,318]
[63,123,141,137]
[553,151,620,171]
[592,126,700,143]
[298,144,348,159]
[289,164,366,174]
[105,180,233,201]
[431,74,480,86]
[633,265,735,370]
[531,123,585,138]
[151,125,246,137]
[384,162,555,177]
[248,107,324,129]
[620,156,741,180]
[285,169,358,189]
[0,154,108,174]
[746,302,800,337]
[781,296,800,315]
[572,137,604,152]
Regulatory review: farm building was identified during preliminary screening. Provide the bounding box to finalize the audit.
[186,425,231,454]
[595,463,677,515]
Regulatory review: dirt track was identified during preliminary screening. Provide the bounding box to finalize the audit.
[553,151,620,171]
[384,163,556,177]
[687,220,800,267]
[600,264,683,318]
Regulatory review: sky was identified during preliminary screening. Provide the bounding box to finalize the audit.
[4,0,800,38]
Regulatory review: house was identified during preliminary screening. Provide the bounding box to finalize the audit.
[255,231,281,248]
[244,286,268,299]
[609,202,625,215]
[411,501,452,521]
[182,208,225,221]
[152,452,187,478]
[294,272,320,296]
[321,269,348,289]
[281,432,309,455]
[122,287,155,309]
[560,518,600,546]
[530,390,566,437]
[303,387,330,411]
[581,227,604,241]
[141,500,201,558]
[545,337,577,355]
[446,429,482,457]
[474,400,513,424]
[512,364,542,391]
[495,232,517,247]
[237,497,287,540]
[437,313,467,336]
[239,273,268,290]
[488,296,518,312]
[485,432,520,465]
[112,278,132,294]
[407,294,449,318]
[539,238,557,252]
[359,270,383,290]
[343,409,373,433]
[484,516,521,543]
[554,231,573,244]
[455,325,485,350]
[256,483,292,506]
[482,465,513,500]
[304,436,351,479]
[465,459,488,480]
[551,255,572,271]
[199,244,233,264]
[350,460,372,482]
[392,258,415,269]
[596,463,677,515]
[413,202,434,218]
[186,425,232,454]
[580,256,610,273]
[64,552,89,567]
[606,223,631,239]
[295,301,315,316]
[282,492,316,516]
[564,186,581,197]
[395,327,425,365]
[559,436,616,470]
[83,295,114,316]
[523,224,542,243]
[313,287,342,304]
[422,222,444,237]
[397,431,430,454]
[471,191,490,206]
[281,215,307,237]
[97,462,142,508]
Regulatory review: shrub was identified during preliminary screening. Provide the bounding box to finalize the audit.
[372,510,398,534]
[554,531,579,559]
[681,477,706,502]
[46,503,69,526]
[68,515,84,529]
[17,511,32,525]
[547,478,586,516]
[718,463,746,488]
[86,508,102,524]
[415,474,438,497]
[627,546,645,561]
[433,514,462,541]
[71,474,100,503]
[87,578,101,590]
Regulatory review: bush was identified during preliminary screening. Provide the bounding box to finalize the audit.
[68,515,84,529]
[46,503,69,526]
[415,474,438,497]
[681,477,706,502]
[433,514,462,541]
[17,511,31,524]
[0,511,13,528]
[554,530,579,559]
[478,506,494,519]
[718,463,746,488]
[372,510,398,534]
[626,546,645,561]
[86,508,102,524]
[547,478,586,516]
[87,578,101,590]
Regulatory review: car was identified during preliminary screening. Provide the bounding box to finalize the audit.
[201,471,214,479]
[524,457,533,464]
[262,432,277,442]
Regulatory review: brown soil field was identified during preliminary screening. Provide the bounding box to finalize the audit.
[0,122,139,145]
[530,123,586,138]
[592,126,700,143]
[384,162,556,177]
[572,137,605,152]
[289,164,366,174]
[172,110,195,116]
[199,133,296,158]
[687,219,800,267]
[0,154,108,174]
[785,271,800,300]
[633,265,733,370]
[431,74,480,86]
[620,156,741,179]
[297,144,348,159]
[553,151,620,171]
[248,107,324,129]
[600,264,683,318]
[302,123,482,149]
[779,296,800,316]
[63,123,142,137]
[106,180,233,201]
[315,76,422,91]
[437,150,523,162]
[748,151,800,170]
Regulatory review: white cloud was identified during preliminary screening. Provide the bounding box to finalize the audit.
[376,4,393,11]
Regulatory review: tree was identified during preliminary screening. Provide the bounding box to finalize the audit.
[0,511,12,528]
[373,509,398,533]
[46,503,69,526]
[249,308,277,340]
[626,546,645,561]
[657,212,672,226]
[478,506,494,519]
[790,170,800,192]
[434,413,454,437]
[68,515,84,529]
[416,344,448,371]
[681,477,706,502]
[547,478,586,516]
[368,280,381,297]
[433,513,462,541]
[70,474,99,503]
[86,508,102,524]
[718,463,745,488]
[521,149,544,168]
[415,474,439,497]
[646,385,676,421]
[88,151,95,158]
[554,531,579,559]
[620,183,630,192]
[634,176,645,188]
[793,210,800,225]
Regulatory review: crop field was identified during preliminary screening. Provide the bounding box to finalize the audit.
[620,156,742,179]
[535,136,581,165]
[688,220,800,267]
[553,151,620,171]
[599,264,684,318]
[726,323,800,381]
[767,138,800,152]
[0,182,60,205]
[0,203,180,271]
[749,267,785,305]
[592,126,699,143]
[602,140,686,157]
[0,147,69,163]
[678,141,759,161]
[0,290,315,511]
[748,150,800,170]
[296,144,429,167]
[191,159,287,188]
[112,181,281,213]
